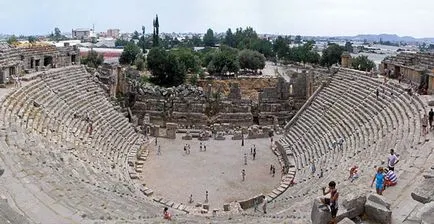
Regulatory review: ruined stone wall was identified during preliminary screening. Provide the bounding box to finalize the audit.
[0,43,80,84]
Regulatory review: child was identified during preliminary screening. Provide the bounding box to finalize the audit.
[371,167,385,195]
[348,165,359,182]
[163,207,171,220]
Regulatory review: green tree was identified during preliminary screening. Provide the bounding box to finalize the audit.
[28,36,37,43]
[252,39,274,59]
[135,56,146,71]
[320,43,345,68]
[203,28,216,47]
[132,31,140,40]
[153,15,160,47]
[344,41,353,53]
[239,49,266,71]
[189,74,198,85]
[115,39,130,47]
[223,28,236,48]
[147,47,186,87]
[294,35,302,44]
[351,55,376,71]
[273,36,290,59]
[206,45,240,75]
[54,28,61,38]
[172,48,201,73]
[119,42,141,65]
[7,35,18,45]
[81,50,104,68]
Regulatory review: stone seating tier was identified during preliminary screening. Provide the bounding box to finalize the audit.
[0,66,159,223]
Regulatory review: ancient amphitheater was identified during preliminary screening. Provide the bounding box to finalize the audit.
[0,48,433,223]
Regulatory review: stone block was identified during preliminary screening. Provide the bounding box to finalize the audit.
[365,199,392,224]
[223,203,230,211]
[311,198,332,224]
[338,217,355,224]
[340,191,366,219]
[367,194,390,209]
[411,178,434,204]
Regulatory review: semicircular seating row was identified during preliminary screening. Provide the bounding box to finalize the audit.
[0,66,161,223]
[270,68,426,217]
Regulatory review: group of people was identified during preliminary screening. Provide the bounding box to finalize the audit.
[320,149,400,224]
[250,144,257,160]
[422,108,434,136]
[371,149,399,195]
[269,164,276,177]
[329,137,344,151]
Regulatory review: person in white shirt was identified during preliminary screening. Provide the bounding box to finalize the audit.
[387,149,399,171]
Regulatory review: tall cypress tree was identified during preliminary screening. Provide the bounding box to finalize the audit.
[153,14,160,47]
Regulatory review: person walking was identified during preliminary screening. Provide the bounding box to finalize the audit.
[253,151,256,160]
[241,169,246,181]
[262,196,267,214]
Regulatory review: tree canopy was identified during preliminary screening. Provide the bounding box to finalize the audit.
[119,42,141,65]
[239,49,266,71]
[320,43,345,68]
[206,45,240,75]
[7,35,18,45]
[147,47,186,87]
[203,28,216,47]
[351,55,376,71]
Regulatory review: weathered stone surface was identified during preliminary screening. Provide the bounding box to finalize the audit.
[411,178,434,204]
[311,198,332,224]
[419,202,434,224]
[367,193,391,209]
[340,191,366,219]
[365,194,392,224]
[338,217,355,224]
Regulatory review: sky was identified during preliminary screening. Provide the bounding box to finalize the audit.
[0,0,433,37]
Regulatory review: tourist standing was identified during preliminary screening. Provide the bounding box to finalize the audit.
[422,114,429,136]
[189,194,193,204]
[241,169,246,181]
[200,142,203,152]
[310,161,316,175]
[320,181,339,224]
[157,145,161,155]
[205,191,209,203]
[371,167,385,195]
[272,166,276,177]
[429,108,434,130]
[376,89,379,99]
[387,149,399,171]
[244,153,247,165]
[204,144,206,151]
[253,151,256,160]
[262,196,267,214]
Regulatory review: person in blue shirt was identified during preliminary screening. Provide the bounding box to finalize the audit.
[371,167,385,195]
